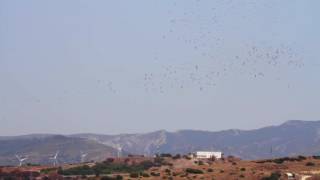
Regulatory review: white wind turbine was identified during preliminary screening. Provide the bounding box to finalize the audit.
[80,151,88,163]
[50,151,59,166]
[15,154,28,167]
[116,145,122,158]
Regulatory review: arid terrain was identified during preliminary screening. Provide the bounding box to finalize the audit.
[2,155,320,180]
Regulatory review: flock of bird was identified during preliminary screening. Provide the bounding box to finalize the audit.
[100,0,305,95]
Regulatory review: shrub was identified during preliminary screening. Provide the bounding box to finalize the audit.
[173,154,181,159]
[198,161,204,165]
[306,162,315,166]
[165,169,171,174]
[239,174,245,178]
[313,156,320,160]
[60,160,154,176]
[240,167,246,171]
[172,172,180,176]
[60,165,94,176]
[140,172,150,177]
[185,168,203,174]
[183,155,191,160]
[150,172,160,176]
[100,176,122,180]
[257,156,308,164]
[160,153,172,158]
[261,171,281,180]
[41,168,57,174]
[115,175,123,180]
[26,163,41,166]
[129,172,139,178]
[273,159,285,164]
[207,168,213,172]
[106,158,114,163]
[298,156,307,161]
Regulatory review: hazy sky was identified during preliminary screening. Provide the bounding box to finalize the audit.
[0,0,319,136]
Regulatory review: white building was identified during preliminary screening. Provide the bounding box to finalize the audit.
[193,151,223,159]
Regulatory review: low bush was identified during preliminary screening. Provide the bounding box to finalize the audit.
[115,175,123,180]
[172,154,181,159]
[183,155,191,160]
[129,172,139,178]
[99,175,123,180]
[60,165,94,176]
[185,168,203,174]
[312,156,320,160]
[172,172,180,176]
[150,172,160,176]
[298,156,307,160]
[257,156,307,164]
[41,168,57,174]
[261,171,281,180]
[140,172,150,177]
[165,169,171,174]
[59,160,155,176]
[160,153,172,158]
[306,162,315,166]
[100,176,115,180]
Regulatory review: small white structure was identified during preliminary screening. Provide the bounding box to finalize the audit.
[285,172,295,180]
[193,151,223,159]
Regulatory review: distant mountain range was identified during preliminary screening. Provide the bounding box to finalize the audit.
[1,120,320,166]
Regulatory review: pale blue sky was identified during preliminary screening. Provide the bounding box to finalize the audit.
[0,0,319,135]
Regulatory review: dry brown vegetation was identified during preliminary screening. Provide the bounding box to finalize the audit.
[2,155,320,179]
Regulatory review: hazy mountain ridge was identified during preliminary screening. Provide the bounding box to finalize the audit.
[0,135,118,166]
[72,120,320,159]
[1,120,320,166]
